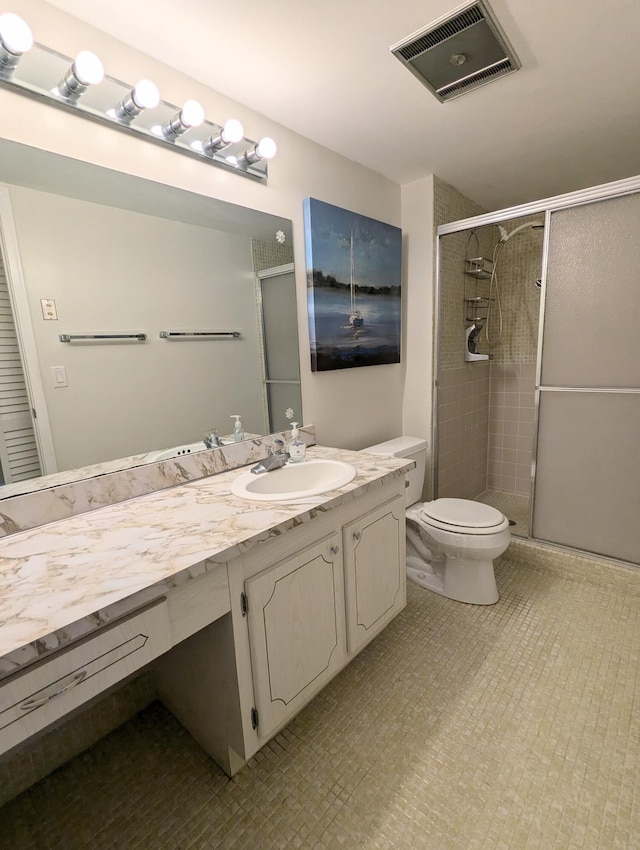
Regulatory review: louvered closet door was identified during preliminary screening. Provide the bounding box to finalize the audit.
[0,255,41,484]
[532,193,640,564]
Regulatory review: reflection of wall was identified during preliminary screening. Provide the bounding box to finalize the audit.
[10,186,266,471]
[435,178,490,499]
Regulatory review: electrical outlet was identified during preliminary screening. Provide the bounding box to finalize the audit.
[41,299,58,320]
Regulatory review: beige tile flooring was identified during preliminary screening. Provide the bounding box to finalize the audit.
[477,488,531,538]
[2,548,640,849]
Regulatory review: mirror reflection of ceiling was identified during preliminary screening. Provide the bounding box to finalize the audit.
[0,139,300,498]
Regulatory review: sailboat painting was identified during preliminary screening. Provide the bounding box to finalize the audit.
[303,198,402,372]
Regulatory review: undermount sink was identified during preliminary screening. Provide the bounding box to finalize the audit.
[231,458,357,502]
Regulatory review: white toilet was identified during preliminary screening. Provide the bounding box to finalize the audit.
[363,437,510,605]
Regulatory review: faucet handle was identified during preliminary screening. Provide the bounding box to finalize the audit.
[271,438,286,454]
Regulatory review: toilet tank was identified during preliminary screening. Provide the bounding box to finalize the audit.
[361,436,428,506]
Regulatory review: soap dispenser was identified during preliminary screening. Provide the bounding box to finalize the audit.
[287,423,306,463]
[230,414,244,442]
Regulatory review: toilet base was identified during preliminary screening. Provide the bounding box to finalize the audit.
[406,555,499,605]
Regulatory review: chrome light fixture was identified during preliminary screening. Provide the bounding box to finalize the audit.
[56,50,104,99]
[0,13,33,76]
[161,99,205,139]
[201,118,244,154]
[0,11,275,181]
[113,78,160,121]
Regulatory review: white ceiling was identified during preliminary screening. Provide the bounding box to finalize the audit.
[44,0,640,211]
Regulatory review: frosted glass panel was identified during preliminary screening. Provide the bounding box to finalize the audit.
[541,193,640,388]
[261,272,300,381]
[533,391,640,564]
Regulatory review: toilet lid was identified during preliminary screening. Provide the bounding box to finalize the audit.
[420,498,505,529]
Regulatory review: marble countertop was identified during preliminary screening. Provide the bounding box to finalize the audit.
[0,446,411,672]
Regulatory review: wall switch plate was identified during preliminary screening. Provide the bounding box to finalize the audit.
[51,365,68,388]
[41,299,58,320]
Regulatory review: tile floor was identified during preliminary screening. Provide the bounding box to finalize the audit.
[477,489,531,538]
[2,545,639,849]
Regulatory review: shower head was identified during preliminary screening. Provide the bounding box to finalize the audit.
[499,220,545,242]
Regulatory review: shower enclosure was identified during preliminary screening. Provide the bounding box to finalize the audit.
[434,176,640,568]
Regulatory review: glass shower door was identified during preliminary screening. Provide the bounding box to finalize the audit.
[532,193,640,564]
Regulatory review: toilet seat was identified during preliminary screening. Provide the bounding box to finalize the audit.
[415,498,509,536]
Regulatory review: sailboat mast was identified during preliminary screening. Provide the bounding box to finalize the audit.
[350,231,356,313]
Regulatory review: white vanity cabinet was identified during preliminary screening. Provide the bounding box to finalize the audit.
[156,477,406,777]
[343,494,406,655]
[244,532,346,741]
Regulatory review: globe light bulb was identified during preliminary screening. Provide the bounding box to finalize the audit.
[222,118,244,144]
[180,99,205,128]
[256,137,277,160]
[0,12,33,55]
[73,50,104,86]
[131,79,160,110]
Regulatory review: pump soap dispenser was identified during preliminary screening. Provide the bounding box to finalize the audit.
[230,414,244,442]
[287,423,306,463]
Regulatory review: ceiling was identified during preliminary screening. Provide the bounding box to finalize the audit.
[43,0,640,211]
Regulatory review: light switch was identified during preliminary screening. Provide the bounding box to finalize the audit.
[51,366,68,388]
[41,299,58,320]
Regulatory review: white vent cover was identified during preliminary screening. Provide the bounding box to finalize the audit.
[390,0,520,103]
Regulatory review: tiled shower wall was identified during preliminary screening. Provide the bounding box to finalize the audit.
[436,187,543,500]
[434,178,490,499]
[484,219,542,495]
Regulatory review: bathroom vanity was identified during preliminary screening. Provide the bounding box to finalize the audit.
[0,446,410,777]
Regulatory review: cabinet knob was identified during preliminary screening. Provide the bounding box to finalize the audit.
[330,545,340,555]
[353,531,362,541]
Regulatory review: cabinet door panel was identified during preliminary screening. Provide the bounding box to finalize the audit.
[344,495,406,655]
[245,533,345,739]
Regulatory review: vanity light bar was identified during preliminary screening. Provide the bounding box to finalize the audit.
[159,330,242,339]
[0,13,276,182]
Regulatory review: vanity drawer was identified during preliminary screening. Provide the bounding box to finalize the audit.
[0,599,170,755]
[167,563,231,645]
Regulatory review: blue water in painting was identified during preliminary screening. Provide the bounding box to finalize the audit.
[309,286,401,370]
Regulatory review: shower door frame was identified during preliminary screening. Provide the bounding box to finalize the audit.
[434,173,640,560]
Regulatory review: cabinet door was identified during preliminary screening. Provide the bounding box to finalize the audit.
[343,495,406,655]
[245,533,345,740]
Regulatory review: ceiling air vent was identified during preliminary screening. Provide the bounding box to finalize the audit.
[390,0,521,103]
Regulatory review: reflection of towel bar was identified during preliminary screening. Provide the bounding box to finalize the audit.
[59,333,147,342]
[159,330,241,339]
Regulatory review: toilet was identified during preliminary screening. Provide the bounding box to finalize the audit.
[363,437,510,605]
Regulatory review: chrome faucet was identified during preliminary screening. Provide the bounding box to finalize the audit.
[250,439,290,474]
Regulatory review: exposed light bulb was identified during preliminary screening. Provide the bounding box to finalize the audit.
[73,50,104,86]
[114,78,160,120]
[256,137,277,159]
[162,99,204,139]
[242,136,277,164]
[0,13,33,73]
[57,50,104,99]
[180,99,205,128]
[202,117,244,155]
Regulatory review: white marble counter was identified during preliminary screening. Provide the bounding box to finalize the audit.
[0,446,410,676]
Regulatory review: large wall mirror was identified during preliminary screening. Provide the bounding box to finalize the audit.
[0,139,301,497]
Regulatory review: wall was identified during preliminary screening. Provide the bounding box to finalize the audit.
[400,175,435,497]
[1,0,403,452]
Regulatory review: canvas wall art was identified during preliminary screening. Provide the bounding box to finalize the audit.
[303,198,402,372]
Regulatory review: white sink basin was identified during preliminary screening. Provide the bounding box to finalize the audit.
[231,458,357,502]
[145,441,207,462]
